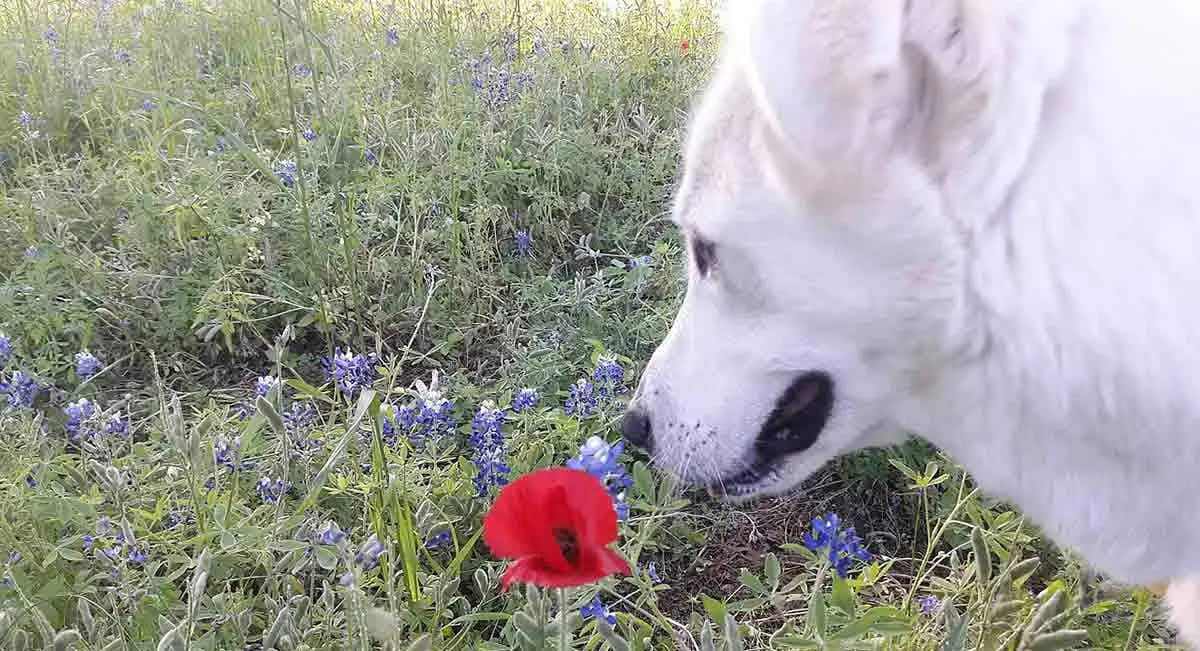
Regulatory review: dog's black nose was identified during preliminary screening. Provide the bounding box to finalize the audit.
[621,407,654,451]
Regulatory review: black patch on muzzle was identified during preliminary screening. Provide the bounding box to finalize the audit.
[754,372,834,461]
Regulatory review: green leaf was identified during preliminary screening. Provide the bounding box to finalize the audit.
[314,547,339,571]
[298,389,375,513]
[404,634,433,651]
[764,553,781,589]
[700,595,728,626]
[286,378,335,404]
[57,548,85,562]
[829,607,909,641]
[256,397,286,437]
[888,458,919,481]
[724,614,745,651]
[632,461,656,503]
[830,576,856,615]
[739,569,767,595]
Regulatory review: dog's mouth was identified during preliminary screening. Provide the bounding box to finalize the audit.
[708,372,835,499]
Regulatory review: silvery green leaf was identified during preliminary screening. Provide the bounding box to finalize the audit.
[596,619,630,651]
[764,553,781,589]
[404,634,433,651]
[700,621,716,651]
[364,608,400,641]
[52,629,81,651]
[77,599,95,636]
[724,614,745,651]
[12,630,28,651]
[971,526,992,584]
[1026,630,1089,650]
[1025,591,1066,634]
[256,396,286,437]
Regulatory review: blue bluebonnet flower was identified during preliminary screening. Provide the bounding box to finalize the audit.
[24,474,36,489]
[104,412,130,437]
[627,255,654,269]
[592,356,627,398]
[284,403,320,451]
[24,246,40,258]
[426,531,451,550]
[502,31,518,61]
[292,63,312,77]
[96,517,112,533]
[1,551,19,588]
[127,547,148,565]
[919,594,941,615]
[214,136,228,153]
[511,387,539,412]
[65,398,98,441]
[141,99,156,112]
[648,561,661,583]
[301,127,317,142]
[802,513,872,578]
[254,375,279,397]
[17,111,32,128]
[322,348,377,396]
[567,436,632,520]
[354,534,385,570]
[256,476,291,504]
[0,333,11,367]
[564,379,598,418]
[580,595,617,626]
[82,534,95,551]
[318,520,347,545]
[276,159,298,187]
[386,26,399,47]
[43,26,58,43]
[515,229,532,256]
[364,148,378,164]
[115,49,132,64]
[75,350,103,378]
[414,397,455,441]
[469,403,510,496]
[1,371,38,409]
[214,435,255,472]
[532,38,547,57]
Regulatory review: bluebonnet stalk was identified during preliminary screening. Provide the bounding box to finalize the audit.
[414,395,455,441]
[254,375,279,397]
[354,534,385,569]
[469,403,509,496]
[276,159,298,187]
[128,547,148,565]
[580,595,617,626]
[75,350,103,378]
[24,246,40,258]
[802,512,872,578]
[214,435,255,472]
[386,26,399,47]
[592,355,627,399]
[115,49,132,64]
[292,63,311,77]
[628,255,654,269]
[426,531,451,550]
[322,348,377,396]
[17,111,32,128]
[64,398,98,442]
[0,333,11,367]
[567,436,632,520]
[648,561,662,583]
[141,99,156,112]
[256,476,291,503]
[1,371,38,409]
[104,412,130,437]
[514,229,532,256]
[511,387,539,412]
[318,520,347,545]
[919,595,941,615]
[43,26,58,43]
[364,148,378,164]
[564,379,598,418]
[301,127,317,142]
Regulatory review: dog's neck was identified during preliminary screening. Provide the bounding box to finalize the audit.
[899,2,1200,585]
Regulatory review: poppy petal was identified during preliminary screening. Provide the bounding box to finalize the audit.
[501,553,627,590]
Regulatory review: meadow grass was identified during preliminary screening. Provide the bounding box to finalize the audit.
[0,0,1179,648]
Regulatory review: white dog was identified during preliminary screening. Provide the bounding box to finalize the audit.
[622,0,1200,642]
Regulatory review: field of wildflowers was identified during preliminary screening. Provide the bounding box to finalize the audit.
[0,0,1181,648]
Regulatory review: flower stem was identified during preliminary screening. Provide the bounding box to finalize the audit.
[558,587,569,651]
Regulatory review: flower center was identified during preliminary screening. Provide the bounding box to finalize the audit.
[553,528,578,563]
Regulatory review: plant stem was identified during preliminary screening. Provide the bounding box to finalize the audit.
[559,587,570,651]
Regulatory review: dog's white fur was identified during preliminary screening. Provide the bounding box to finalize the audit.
[633,0,1200,640]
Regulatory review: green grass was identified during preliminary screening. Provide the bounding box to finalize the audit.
[0,0,1180,648]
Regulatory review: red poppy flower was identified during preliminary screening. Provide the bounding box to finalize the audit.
[483,467,630,590]
[681,38,690,53]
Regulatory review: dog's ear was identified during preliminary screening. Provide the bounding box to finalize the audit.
[730,0,997,168]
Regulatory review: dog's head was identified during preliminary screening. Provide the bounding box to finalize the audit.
[624,0,997,498]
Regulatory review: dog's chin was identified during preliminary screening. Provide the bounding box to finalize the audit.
[706,457,802,502]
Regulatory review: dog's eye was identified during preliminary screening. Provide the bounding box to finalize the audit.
[691,235,717,276]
